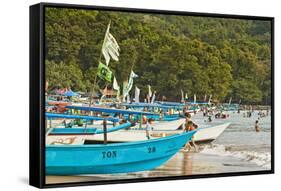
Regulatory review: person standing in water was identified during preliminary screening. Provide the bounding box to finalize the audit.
[255,120,260,132]
[183,121,198,152]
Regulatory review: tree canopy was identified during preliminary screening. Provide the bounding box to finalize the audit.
[45,8,272,105]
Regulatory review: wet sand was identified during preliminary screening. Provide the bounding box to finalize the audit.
[46,150,265,184]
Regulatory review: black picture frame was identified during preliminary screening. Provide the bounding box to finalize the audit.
[29,2,274,188]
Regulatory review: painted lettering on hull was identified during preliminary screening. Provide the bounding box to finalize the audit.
[148,146,156,153]
[102,151,117,159]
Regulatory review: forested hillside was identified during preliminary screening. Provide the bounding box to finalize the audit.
[45,8,272,104]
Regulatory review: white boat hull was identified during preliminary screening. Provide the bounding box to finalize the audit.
[140,118,186,130]
[88,122,230,144]
[193,122,231,143]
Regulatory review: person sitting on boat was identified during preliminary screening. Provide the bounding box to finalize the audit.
[146,118,154,139]
[183,121,198,152]
[118,115,128,125]
[159,110,164,120]
[127,114,137,127]
[74,118,83,127]
[142,115,148,124]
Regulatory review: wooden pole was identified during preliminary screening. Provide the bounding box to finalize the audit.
[103,119,107,144]
[90,21,111,106]
[139,114,142,129]
[89,75,98,106]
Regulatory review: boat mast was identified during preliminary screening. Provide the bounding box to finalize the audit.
[90,21,111,106]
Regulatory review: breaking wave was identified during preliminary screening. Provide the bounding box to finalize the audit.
[200,144,271,169]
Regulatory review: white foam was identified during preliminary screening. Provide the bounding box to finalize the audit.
[201,144,271,169]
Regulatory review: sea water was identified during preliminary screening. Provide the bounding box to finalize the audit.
[197,110,271,169]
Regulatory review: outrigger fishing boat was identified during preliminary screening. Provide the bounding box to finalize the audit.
[66,105,186,130]
[53,105,229,144]
[46,131,195,175]
[66,103,184,128]
[156,101,200,115]
[45,109,196,175]
[90,122,230,144]
[120,102,183,121]
[46,113,129,145]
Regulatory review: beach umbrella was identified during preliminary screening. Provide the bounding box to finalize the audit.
[63,90,79,97]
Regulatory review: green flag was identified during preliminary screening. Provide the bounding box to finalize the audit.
[97,62,112,82]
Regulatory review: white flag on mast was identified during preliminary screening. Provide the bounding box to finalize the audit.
[229,97,232,105]
[102,22,120,65]
[148,85,152,97]
[181,89,184,103]
[135,86,140,103]
[113,77,120,91]
[208,95,212,104]
[147,85,152,103]
[204,94,207,102]
[127,94,130,103]
[122,81,128,103]
[185,93,188,100]
[123,70,138,100]
[113,77,120,100]
[151,91,156,104]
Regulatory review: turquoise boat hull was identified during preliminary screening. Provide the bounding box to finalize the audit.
[46,131,195,175]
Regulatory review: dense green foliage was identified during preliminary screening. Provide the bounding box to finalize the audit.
[45,8,272,104]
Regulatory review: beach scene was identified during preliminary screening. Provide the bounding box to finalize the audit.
[44,7,272,184]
